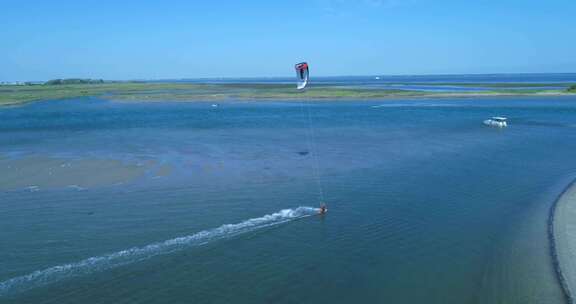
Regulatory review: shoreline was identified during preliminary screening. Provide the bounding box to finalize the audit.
[550,178,576,304]
[109,91,574,100]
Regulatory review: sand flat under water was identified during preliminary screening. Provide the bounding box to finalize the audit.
[0,156,163,191]
[1,96,576,303]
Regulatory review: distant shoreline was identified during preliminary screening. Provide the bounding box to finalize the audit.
[1,82,575,106]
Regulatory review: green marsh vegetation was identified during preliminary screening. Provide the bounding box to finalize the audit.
[0,80,572,106]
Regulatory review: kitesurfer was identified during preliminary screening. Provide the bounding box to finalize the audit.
[319,204,327,214]
[295,62,327,216]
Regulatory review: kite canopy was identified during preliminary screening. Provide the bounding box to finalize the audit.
[295,62,309,90]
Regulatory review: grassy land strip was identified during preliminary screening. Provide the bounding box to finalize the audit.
[1,82,574,106]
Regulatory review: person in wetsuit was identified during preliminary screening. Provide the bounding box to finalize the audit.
[319,204,327,214]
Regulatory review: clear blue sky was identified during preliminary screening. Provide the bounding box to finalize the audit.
[1,0,575,81]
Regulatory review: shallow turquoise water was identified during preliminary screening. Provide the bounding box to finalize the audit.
[2,96,576,303]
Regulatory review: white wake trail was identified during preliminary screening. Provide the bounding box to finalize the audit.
[0,206,318,296]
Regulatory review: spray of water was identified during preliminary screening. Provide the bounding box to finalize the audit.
[0,206,318,296]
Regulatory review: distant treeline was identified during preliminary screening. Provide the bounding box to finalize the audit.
[569,84,576,92]
[44,78,105,85]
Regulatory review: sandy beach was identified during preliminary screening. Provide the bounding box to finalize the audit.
[551,179,576,303]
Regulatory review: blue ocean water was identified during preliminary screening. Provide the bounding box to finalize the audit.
[2,94,576,303]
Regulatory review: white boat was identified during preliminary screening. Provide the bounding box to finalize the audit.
[483,116,508,127]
